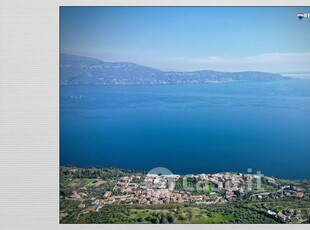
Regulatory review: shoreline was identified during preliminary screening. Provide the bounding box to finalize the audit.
[60,165,307,181]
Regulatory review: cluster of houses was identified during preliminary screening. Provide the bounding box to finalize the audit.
[267,209,303,223]
[196,173,249,199]
[65,171,307,220]
[249,185,305,201]
[73,172,264,213]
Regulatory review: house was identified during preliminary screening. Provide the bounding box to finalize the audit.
[128,183,138,189]
[121,187,132,193]
[267,178,276,184]
[151,198,159,204]
[69,169,78,174]
[99,200,106,205]
[225,190,235,200]
[294,210,302,217]
[146,174,158,179]
[199,174,207,180]
[216,197,226,204]
[86,207,96,213]
[103,191,112,198]
[296,192,304,198]
[284,209,294,216]
[78,203,85,209]
[70,191,81,200]
[295,187,304,192]
[78,192,87,198]
[217,182,223,190]
[107,197,115,202]
[157,185,167,189]
[267,210,276,216]
[91,199,100,205]
[60,212,68,220]
[190,195,203,202]
[168,182,175,191]
[277,212,290,223]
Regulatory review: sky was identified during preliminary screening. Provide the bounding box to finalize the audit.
[60,7,310,74]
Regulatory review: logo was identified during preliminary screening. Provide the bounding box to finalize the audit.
[297,12,310,19]
[298,12,304,19]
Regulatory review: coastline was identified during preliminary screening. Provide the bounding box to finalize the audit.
[59,165,310,224]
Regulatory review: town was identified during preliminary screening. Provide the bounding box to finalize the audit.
[60,167,310,224]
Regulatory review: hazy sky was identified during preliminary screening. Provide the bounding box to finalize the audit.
[60,7,310,73]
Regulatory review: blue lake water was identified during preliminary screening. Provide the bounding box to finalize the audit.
[60,80,310,179]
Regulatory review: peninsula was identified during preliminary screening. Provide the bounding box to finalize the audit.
[60,54,290,86]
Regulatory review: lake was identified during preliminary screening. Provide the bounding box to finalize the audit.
[60,79,310,179]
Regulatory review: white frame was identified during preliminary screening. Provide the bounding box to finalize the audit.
[1,0,310,229]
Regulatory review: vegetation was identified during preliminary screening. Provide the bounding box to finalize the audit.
[60,166,310,224]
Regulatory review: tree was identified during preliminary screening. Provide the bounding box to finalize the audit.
[167,214,175,223]
[160,216,168,224]
[151,217,159,224]
[188,210,193,220]
[137,217,143,222]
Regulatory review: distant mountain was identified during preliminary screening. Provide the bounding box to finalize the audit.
[60,54,290,85]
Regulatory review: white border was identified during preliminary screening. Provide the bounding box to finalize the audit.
[61,0,310,6]
[0,0,310,229]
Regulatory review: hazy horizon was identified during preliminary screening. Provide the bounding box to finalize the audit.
[61,7,310,74]
[61,52,310,80]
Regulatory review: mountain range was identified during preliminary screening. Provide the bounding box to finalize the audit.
[60,54,290,85]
